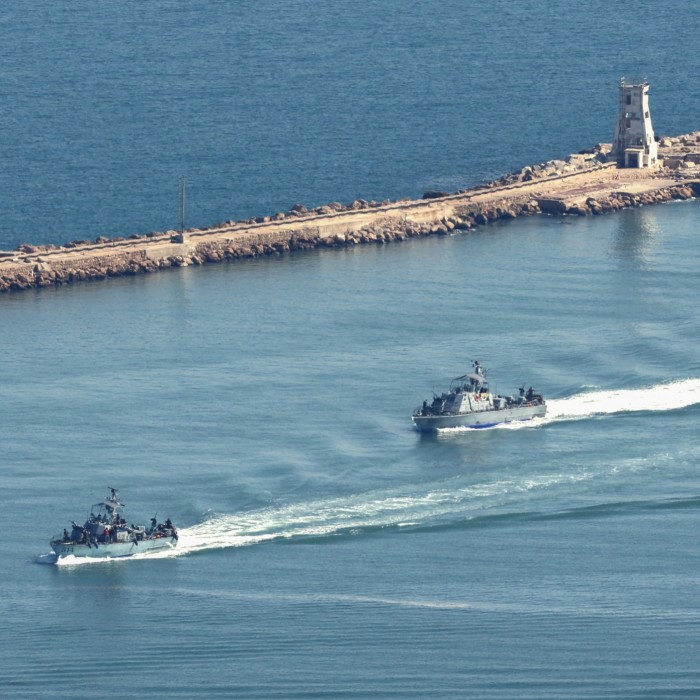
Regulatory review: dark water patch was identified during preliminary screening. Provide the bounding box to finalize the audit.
[528,495,700,522]
[396,495,700,535]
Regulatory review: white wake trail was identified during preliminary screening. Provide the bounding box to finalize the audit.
[439,378,700,431]
[544,377,700,422]
[46,379,699,565]
[46,469,595,565]
[169,470,593,557]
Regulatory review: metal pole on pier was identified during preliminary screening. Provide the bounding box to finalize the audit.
[173,176,188,243]
[179,176,186,236]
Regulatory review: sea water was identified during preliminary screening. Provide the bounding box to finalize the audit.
[1,2,700,699]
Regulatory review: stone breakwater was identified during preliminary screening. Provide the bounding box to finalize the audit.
[1,135,699,294]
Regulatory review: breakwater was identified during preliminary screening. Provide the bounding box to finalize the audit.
[2,135,699,294]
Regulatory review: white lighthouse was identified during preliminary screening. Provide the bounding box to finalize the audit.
[611,79,658,168]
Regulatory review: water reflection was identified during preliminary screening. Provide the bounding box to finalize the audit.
[610,206,661,267]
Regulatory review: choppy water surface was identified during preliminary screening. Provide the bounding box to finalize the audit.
[2,1,700,698]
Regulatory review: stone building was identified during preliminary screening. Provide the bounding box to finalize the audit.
[611,79,658,168]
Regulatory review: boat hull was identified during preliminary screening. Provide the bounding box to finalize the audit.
[50,536,177,560]
[412,404,546,432]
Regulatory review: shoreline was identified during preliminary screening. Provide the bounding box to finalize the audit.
[2,135,699,294]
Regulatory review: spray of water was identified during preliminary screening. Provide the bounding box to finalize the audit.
[439,378,700,432]
[45,469,592,566]
[43,379,699,566]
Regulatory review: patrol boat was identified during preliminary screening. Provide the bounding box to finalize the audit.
[412,360,546,432]
[50,488,178,560]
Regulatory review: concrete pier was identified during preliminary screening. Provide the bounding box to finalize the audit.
[1,134,699,294]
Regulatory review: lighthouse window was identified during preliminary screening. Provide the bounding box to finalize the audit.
[626,94,632,105]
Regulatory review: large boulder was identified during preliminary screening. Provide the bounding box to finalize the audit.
[423,189,451,199]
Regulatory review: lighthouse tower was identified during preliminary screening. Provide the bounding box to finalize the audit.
[611,79,658,168]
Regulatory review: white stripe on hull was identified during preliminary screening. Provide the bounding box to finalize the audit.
[51,538,177,559]
[412,405,546,432]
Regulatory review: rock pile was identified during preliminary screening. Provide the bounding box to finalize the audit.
[0,199,547,292]
[657,131,700,171]
[658,131,700,149]
[1,144,699,293]
[487,145,611,188]
[275,198,390,221]
[543,183,699,217]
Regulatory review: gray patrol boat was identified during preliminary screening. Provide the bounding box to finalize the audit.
[50,488,178,560]
[412,360,546,432]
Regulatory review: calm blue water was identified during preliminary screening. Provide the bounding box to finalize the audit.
[0,1,698,250]
[2,2,700,699]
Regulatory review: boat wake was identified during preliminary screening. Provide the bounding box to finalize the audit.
[42,378,699,566]
[45,468,597,565]
[437,378,700,432]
